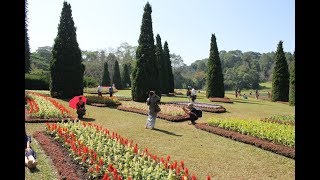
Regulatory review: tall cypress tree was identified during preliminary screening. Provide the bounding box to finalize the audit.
[25,0,30,73]
[155,34,166,94]
[206,34,225,98]
[122,64,131,88]
[163,41,174,93]
[271,41,289,102]
[101,62,110,86]
[289,52,295,106]
[113,60,123,89]
[50,1,84,99]
[131,2,160,102]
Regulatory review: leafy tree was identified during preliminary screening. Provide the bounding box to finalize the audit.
[289,52,295,106]
[155,34,167,94]
[131,2,160,101]
[50,1,85,98]
[112,60,123,89]
[25,0,31,73]
[101,62,110,86]
[164,41,174,93]
[206,34,225,98]
[271,41,289,102]
[122,64,131,88]
[170,53,186,68]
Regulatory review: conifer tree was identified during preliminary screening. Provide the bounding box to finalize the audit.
[163,41,174,93]
[112,60,123,89]
[101,62,110,86]
[271,41,289,102]
[25,0,30,73]
[131,2,160,101]
[50,1,84,98]
[122,64,131,88]
[206,34,225,98]
[289,52,295,106]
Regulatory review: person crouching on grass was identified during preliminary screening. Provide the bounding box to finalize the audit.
[182,103,199,125]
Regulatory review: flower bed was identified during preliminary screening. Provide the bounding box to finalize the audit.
[165,102,226,113]
[44,121,203,179]
[260,114,295,126]
[195,123,295,159]
[86,95,121,107]
[207,117,295,148]
[25,92,77,122]
[33,131,90,179]
[117,106,189,122]
[117,101,190,122]
[208,97,233,103]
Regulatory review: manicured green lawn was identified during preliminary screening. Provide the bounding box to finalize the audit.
[25,89,295,179]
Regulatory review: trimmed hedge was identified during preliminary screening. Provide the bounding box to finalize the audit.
[25,73,49,90]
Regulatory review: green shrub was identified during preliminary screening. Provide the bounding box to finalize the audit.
[25,73,49,90]
[83,76,98,88]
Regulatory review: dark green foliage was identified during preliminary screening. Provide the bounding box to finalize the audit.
[25,0,30,73]
[122,64,131,88]
[132,2,160,102]
[271,41,289,102]
[289,53,295,106]
[164,41,174,93]
[83,76,98,88]
[206,34,225,98]
[25,74,49,90]
[155,34,167,94]
[101,62,110,86]
[50,2,84,99]
[112,60,123,89]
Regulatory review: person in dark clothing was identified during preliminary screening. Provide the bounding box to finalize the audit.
[76,97,86,118]
[182,103,199,125]
[109,86,114,97]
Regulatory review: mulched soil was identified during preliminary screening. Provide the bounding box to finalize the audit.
[117,106,190,122]
[33,131,90,180]
[208,97,233,103]
[25,117,78,123]
[194,123,295,159]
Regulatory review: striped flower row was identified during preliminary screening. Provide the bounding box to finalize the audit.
[46,121,210,179]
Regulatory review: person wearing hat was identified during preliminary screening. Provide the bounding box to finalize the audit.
[182,103,199,125]
[145,91,161,129]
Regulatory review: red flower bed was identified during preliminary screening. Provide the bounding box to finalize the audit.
[194,123,295,159]
[208,97,233,103]
[117,106,190,122]
[33,131,90,180]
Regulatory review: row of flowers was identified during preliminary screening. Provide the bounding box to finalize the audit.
[45,121,210,179]
[207,117,295,147]
[26,91,75,120]
[260,114,295,125]
[165,102,226,113]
